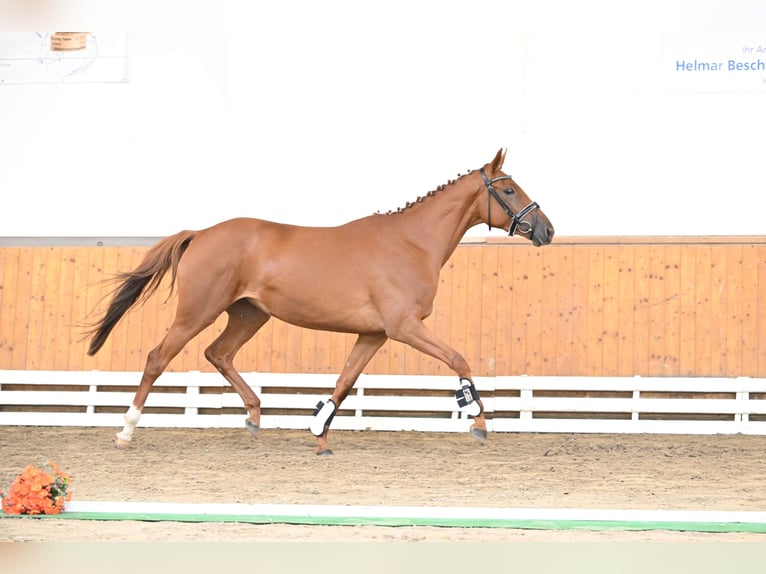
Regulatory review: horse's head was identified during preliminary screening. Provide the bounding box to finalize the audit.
[479,149,554,246]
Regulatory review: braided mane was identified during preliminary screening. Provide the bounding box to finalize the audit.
[375,170,474,216]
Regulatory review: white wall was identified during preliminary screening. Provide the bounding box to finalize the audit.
[1,0,764,238]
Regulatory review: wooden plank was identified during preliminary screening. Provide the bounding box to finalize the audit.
[569,245,589,375]
[55,247,78,370]
[694,245,713,377]
[463,246,484,376]
[479,245,499,376]
[632,244,650,375]
[647,245,665,374]
[709,245,728,375]
[741,244,759,376]
[0,248,20,368]
[493,245,514,375]
[524,248,544,375]
[509,246,529,374]
[677,245,696,376]
[601,245,620,376]
[616,244,635,376]
[725,245,744,377]
[12,248,33,370]
[552,244,574,375]
[663,244,682,376]
[585,245,604,376]
[69,248,93,371]
[39,247,63,369]
[538,246,558,375]
[758,245,766,377]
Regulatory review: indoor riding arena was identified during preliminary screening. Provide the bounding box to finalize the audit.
[1,5,765,572]
[2,236,766,545]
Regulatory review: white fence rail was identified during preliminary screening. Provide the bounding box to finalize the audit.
[1,370,766,435]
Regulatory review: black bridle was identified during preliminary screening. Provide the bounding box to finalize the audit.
[480,167,540,237]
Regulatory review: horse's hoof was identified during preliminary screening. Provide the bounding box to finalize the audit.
[114,436,131,449]
[316,448,334,456]
[470,427,488,443]
[245,420,260,438]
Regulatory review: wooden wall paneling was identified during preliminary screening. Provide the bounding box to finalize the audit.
[585,245,604,376]
[552,244,574,376]
[678,244,697,376]
[39,247,64,370]
[537,247,557,375]
[693,245,713,377]
[311,329,331,374]
[479,245,499,377]
[12,248,33,370]
[662,244,682,376]
[709,245,728,375]
[493,243,514,375]
[647,245,666,374]
[523,249,544,375]
[725,244,744,377]
[0,248,19,367]
[25,247,45,370]
[632,244,650,375]
[464,246,487,376]
[601,245,620,376]
[3,237,766,377]
[569,244,589,376]
[741,244,759,377]
[284,324,303,372]
[758,245,766,377]
[616,244,635,376]
[253,315,274,373]
[509,246,530,374]
[68,248,92,371]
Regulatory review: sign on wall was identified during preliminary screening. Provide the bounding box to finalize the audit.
[664,34,766,93]
[0,32,127,84]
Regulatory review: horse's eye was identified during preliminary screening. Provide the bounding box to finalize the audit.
[503,187,515,195]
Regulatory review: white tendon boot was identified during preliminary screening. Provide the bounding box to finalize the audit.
[309,399,337,436]
[456,378,482,416]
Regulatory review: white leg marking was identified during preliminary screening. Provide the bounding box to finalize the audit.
[116,405,142,442]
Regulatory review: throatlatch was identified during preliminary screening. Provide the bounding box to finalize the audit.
[309,398,337,436]
[456,378,482,416]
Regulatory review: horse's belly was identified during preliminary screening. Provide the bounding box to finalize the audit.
[247,294,384,334]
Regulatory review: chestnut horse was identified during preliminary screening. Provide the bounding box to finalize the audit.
[85,149,554,454]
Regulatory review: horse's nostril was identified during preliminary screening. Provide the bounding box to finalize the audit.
[547,226,555,240]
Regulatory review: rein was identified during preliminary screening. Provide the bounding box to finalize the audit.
[480,167,539,237]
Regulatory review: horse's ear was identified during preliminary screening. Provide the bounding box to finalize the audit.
[490,148,506,172]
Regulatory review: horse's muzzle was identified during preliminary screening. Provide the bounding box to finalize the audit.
[532,224,555,247]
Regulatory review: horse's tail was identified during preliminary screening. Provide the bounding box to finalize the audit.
[85,230,197,356]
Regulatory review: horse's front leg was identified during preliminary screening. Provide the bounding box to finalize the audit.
[309,333,387,455]
[390,318,487,442]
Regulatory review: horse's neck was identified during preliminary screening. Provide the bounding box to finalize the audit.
[393,179,482,267]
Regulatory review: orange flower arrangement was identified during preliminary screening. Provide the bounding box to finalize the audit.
[1,462,71,515]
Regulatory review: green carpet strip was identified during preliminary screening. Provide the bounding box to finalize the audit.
[3,502,766,533]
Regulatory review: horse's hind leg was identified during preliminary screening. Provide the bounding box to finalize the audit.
[204,299,270,437]
[116,314,217,448]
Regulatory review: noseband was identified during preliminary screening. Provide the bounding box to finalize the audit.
[480,167,540,237]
